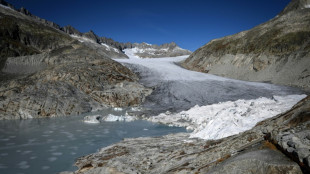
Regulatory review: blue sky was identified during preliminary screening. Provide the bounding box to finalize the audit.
[6,0,291,51]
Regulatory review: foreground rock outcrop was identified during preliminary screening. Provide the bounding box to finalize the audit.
[0,2,151,120]
[69,96,310,174]
[182,0,310,90]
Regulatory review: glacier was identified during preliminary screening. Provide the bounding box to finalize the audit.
[115,49,306,140]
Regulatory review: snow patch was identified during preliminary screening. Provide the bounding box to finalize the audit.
[123,48,142,58]
[305,4,310,8]
[70,35,97,44]
[148,94,306,140]
[101,43,120,53]
[173,46,187,51]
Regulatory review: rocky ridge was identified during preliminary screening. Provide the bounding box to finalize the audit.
[63,26,192,58]
[181,0,310,90]
[0,2,152,120]
[0,0,191,60]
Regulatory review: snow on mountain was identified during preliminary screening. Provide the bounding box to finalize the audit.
[71,35,121,54]
[71,34,97,44]
[100,43,120,53]
[123,42,192,58]
[148,94,306,140]
[303,0,310,8]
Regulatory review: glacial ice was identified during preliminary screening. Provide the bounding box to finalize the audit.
[117,49,304,115]
[149,94,306,140]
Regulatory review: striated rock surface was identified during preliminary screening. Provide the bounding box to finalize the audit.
[0,3,152,120]
[70,96,310,174]
[0,44,152,120]
[182,0,310,90]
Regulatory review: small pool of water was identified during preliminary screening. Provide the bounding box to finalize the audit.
[0,109,186,174]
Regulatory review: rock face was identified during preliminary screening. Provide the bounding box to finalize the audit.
[62,25,82,36]
[0,3,152,120]
[0,6,72,69]
[182,0,310,90]
[71,96,310,174]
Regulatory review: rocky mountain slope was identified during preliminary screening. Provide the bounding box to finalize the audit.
[0,2,152,120]
[182,0,310,90]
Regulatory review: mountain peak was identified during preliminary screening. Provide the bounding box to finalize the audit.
[19,7,31,15]
[62,25,82,36]
[279,0,310,15]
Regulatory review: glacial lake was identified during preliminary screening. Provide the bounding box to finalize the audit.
[0,109,186,174]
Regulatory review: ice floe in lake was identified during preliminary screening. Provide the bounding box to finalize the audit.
[113,107,123,111]
[83,115,101,123]
[148,94,307,140]
[102,114,136,122]
[48,157,57,162]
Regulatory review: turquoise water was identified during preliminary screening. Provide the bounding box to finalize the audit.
[0,109,186,174]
